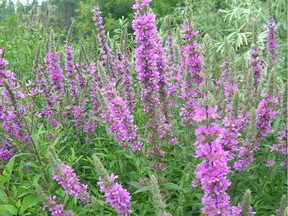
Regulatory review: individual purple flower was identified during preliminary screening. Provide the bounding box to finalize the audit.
[267,19,277,63]
[52,163,90,204]
[98,174,131,216]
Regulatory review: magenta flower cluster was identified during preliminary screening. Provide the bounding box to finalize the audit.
[101,81,142,152]
[98,174,131,216]
[44,51,64,99]
[132,2,160,113]
[52,163,90,204]
[193,106,236,215]
[45,196,74,216]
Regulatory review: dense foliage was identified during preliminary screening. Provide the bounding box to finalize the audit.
[0,0,287,215]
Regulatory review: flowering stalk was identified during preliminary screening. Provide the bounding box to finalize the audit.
[193,106,234,215]
[150,175,171,216]
[64,44,78,103]
[99,71,142,152]
[44,51,64,100]
[92,5,116,77]
[48,150,90,204]
[180,24,202,126]
[35,183,74,216]
[119,53,134,113]
[269,124,287,167]
[248,45,263,95]
[132,0,167,161]
[256,92,277,140]
[267,19,277,64]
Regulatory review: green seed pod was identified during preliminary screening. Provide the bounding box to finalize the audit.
[245,71,254,107]
[268,67,276,96]
[150,175,171,216]
[175,206,183,216]
[92,154,109,181]
[34,183,49,204]
[33,40,42,72]
[48,28,55,52]
[66,21,74,44]
[232,90,240,118]
[241,189,252,216]
[97,62,109,86]
[247,108,257,139]
[279,195,287,216]
[47,148,62,175]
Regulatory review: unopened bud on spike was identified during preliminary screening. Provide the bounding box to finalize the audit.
[92,154,109,181]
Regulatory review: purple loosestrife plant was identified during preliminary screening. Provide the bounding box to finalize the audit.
[221,58,238,102]
[180,24,203,126]
[35,184,75,216]
[119,53,134,113]
[132,0,160,113]
[0,52,32,160]
[193,106,235,215]
[248,46,263,94]
[92,5,117,77]
[166,34,180,109]
[0,138,16,162]
[270,124,288,167]
[64,44,78,103]
[132,0,168,161]
[44,51,64,100]
[267,19,277,63]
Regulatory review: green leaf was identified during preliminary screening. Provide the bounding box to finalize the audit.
[133,186,151,194]
[0,205,17,215]
[0,187,8,204]
[3,157,15,187]
[19,194,40,214]
[162,182,182,191]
